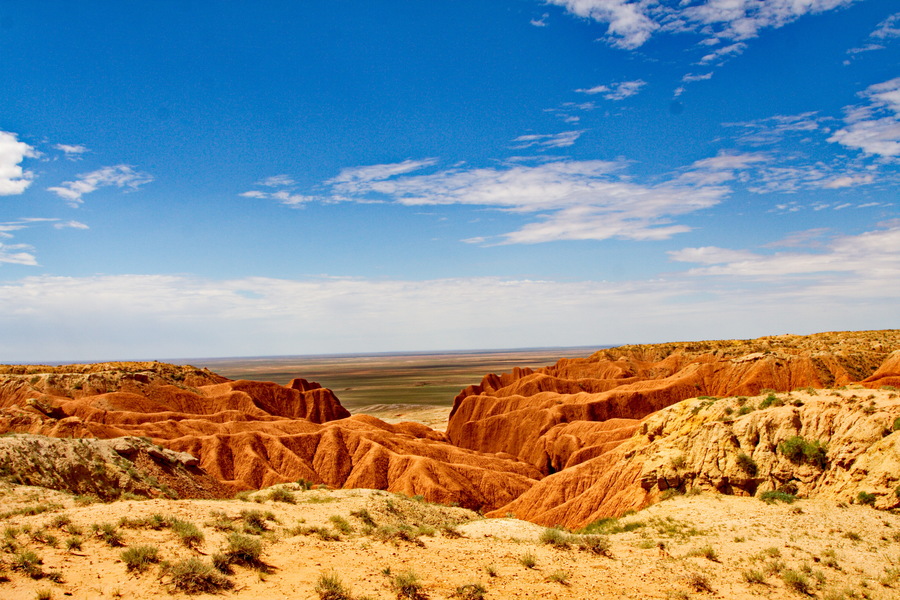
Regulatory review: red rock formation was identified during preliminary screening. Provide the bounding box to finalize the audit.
[447,331,900,474]
[0,362,539,511]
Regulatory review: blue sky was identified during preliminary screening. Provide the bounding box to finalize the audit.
[1,0,898,362]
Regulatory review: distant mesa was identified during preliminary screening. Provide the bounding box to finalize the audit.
[2,329,899,528]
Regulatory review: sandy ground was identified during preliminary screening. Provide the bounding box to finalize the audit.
[2,481,900,600]
[351,404,453,431]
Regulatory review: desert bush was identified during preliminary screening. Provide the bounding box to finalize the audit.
[451,582,487,599]
[48,515,71,530]
[687,544,719,562]
[687,572,713,592]
[329,515,353,534]
[239,509,274,534]
[350,508,376,527]
[778,436,828,468]
[64,536,83,552]
[439,523,462,538]
[206,511,235,532]
[94,523,124,547]
[518,552,536,568]
[268,487,296,504]
[782,569,810,594]
[736,452,758,476]
[547,570,570,585]
[392,570,426,600]
[224,532,263,567]
[120,545,160,573]
[759,490,797,504]
[574,534,611,556]
[742,569,766,584]
[855,491,876,506]
[35,589,52,600]
[211,552,232,574]
[162,558,233,594]
[484,564,498,577]
[540,527,570,548]
[297,478,314,491]
[171,519,205,549]
[373,525,423,546]
[12,549,43,578]
[315,570,353,600]
[760,393,784,409]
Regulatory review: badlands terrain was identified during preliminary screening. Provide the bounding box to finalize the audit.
[0,329,899,599]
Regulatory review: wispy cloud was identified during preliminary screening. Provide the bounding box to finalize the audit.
[0,242,37,266]
[576,79,646,100]
[829,77,900,157]
[681,72,713,83]
[674,224,900,280]
[309,158,739,244]
[847,12,900,55]
[725,112,824,146]
[326,158,438,187]
[0,131,37,196]
[531,13,549,27]
[47,165,154,207]
[53,144,89,160]
[698,42,747,65]
[257,174,296,187]
[53,220,90,230]
[511,130,584,149]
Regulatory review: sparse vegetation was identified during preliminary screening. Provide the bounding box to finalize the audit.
[392,570,426,600]
[547,570,570,585]
[743,569,766,584]
[778,436,828,468]
[223,532,263,567]
[315,570,353,600]
[539,527,570,548]
[518,552,536,568]
[855,491,876,506]
[162,557,233,594]
[735,452,758,476]
[782,569,811,594]
[171,518,205,548]
[268,487,296,504]
[451,582,487,599]
[759,490,797,504]
[120,544,160,572]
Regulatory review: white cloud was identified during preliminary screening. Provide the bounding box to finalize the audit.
[313,159,732,244]
[0,131,37,196]
[676,224,900,279]
[822,174,875,188]
[531,13,550,27]
[829,78,900,157]
[511,130,584,148]
[1,258,897,361]
[698,42,747,64]
[681,72,713,82]
[53,144,89,160]
[240,189,317,207]
[0,243,37,266]
[576,79,646,100]
[668,246,757,264]
[871,12,900,39]
[549,0,859,52]
[725,112,824,145]
[548,0,658,49]
[326,158,438,188]
[257,174,296,187]
[47,165,154,207]
[53,220,90,230]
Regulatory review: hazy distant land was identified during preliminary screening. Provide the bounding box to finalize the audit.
[187,347,600,426]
